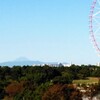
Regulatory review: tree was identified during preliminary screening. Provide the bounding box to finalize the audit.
[11,66,22,80]
[5,81,24,97]
[42,84,82,100]
[92,68,100,77]
[53,76,72,84]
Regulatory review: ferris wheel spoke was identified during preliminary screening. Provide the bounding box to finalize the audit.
[93,11,100,16]
[94,27,100,34]
[93,16,100,18]
[93,18,100,25]
[98,0,100,6]
[95,38,99,40]
[93,23,100,28]
[96,35,100,38]
[93,25,100,27]
[95,40,100,45]
[95,7,100,10]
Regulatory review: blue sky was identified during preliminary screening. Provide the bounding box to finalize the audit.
[0,0,99,64]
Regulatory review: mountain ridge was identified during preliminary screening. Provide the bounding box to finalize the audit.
[0,58,61,67]
[0,60,44,66]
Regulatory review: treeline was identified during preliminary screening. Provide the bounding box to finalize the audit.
[0,64,100,100]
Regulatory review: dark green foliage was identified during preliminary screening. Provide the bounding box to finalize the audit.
[92,68,100,77]
[53,76,72,84]
[11,66,22,80]
[0,65,99,99]
[0,82,6,99]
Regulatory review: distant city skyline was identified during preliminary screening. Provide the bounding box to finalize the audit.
[0,0,99,64]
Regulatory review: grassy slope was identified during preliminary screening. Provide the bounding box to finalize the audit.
[73,77,99,84]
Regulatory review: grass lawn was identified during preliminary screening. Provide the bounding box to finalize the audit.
[73,77,99,84]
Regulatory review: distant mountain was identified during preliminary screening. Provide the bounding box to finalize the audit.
[0,57,63,67]
[0,57,44,67]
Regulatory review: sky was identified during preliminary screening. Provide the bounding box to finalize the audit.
[0,0,99,64]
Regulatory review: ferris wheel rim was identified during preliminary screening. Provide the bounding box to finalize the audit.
[89,0,100,54]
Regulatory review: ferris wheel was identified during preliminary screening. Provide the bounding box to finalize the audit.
[89,0,100,55]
